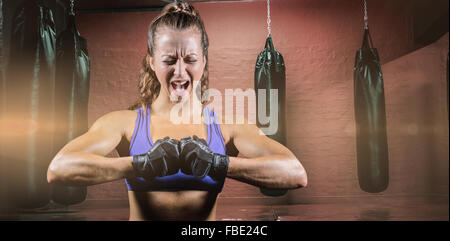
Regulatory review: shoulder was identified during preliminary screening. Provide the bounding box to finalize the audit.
[90,110,138,136]
[209,109,257,142]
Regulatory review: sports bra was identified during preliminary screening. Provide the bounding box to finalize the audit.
[125,105,227,192]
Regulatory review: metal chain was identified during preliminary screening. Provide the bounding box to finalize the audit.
[70,0,75,16]
[364,0,368,29]
[267,0,271,36]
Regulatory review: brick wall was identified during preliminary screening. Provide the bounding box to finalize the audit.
[76,0,448,201]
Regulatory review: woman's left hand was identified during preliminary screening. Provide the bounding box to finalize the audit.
[179,135,229,181]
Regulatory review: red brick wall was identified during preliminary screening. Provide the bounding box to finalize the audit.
[383,34,449,196]
[76,0,448,201]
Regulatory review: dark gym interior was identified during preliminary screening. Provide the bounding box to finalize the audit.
[0,0,448,221]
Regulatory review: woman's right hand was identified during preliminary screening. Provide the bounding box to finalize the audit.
[132,137,181,179]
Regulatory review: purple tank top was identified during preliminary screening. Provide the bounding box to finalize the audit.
[125,105,227,192]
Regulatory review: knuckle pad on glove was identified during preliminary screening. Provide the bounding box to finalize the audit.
[180,142,197,157]
[192,159,211,178]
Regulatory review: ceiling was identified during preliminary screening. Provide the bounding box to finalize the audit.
[63,0,448,45]
[71,0,264,12]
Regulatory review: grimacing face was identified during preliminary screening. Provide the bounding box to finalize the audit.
[149,27,206,103]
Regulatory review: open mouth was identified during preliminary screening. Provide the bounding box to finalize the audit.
[169,79,191,98]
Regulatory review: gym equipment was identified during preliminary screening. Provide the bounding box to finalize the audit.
[254,0,288,196]
[4,0,56,208]
[51,0,88,205]
[353,0,389,193]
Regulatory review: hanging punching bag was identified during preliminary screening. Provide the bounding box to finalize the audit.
[4,0,56,209]
[353,28,389,193]
[51,12,88,205]
[255,36,288,196]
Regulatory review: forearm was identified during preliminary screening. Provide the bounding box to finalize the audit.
[227,154,307,189]
[47,152,135,186]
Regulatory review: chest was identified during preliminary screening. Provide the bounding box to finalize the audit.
[119,109,235,158]
[149,115,209,142]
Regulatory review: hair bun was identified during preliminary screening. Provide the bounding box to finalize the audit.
[163,2,198,17]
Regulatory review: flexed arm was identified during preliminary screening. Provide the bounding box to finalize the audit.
[178,121,307,190]
[47,111,135,186]
[227,122,307,189]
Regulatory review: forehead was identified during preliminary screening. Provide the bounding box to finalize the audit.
[154,27,202,54]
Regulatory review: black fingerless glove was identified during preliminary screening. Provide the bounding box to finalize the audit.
[179,135,229,181]
[132,137,180,179]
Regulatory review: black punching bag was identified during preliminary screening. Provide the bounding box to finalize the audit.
[353,28,389,193]
[51,12,88,205]
[4,0,56,208]
[255,36,288,196]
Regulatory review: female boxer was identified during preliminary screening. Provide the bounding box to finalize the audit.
[47,1,307,221]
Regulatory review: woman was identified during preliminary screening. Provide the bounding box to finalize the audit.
[47,1,307,221]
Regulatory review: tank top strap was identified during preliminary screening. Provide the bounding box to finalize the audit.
[203,106,226,154]
[203,106,212,146]
[129,107,143,152]
[144,105,154,146]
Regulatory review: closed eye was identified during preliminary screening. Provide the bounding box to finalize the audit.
[163,59,197,65]
[163,60,176,65]
[185,58,197,63]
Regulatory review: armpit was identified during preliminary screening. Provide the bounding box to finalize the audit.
[116,136,130,157]
[225,137,239,157]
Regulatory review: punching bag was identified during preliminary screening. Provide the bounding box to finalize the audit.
[51,12,88,205]
[4,0,56,208]
[353,28,389,193]
[255,36,288,196]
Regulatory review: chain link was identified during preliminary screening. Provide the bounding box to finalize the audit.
[364,0,368,29]
[267,0,271,36]
[70,0,75,16]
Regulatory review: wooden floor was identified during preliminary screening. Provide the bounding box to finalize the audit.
[0,195,447,221]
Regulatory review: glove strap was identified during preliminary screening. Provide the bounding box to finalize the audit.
[211,154,229,181]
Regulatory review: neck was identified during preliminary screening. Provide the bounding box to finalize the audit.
[150,93,204,120]
[150,95,178,116]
